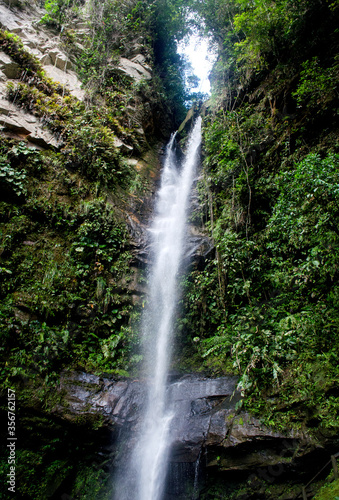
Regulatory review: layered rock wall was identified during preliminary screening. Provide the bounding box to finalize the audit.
[55,371,314,475]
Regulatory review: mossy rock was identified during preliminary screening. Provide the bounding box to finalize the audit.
[314,478,339,500]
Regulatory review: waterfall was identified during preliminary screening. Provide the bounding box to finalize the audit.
[115,117,202,500]
[192,448,202,500]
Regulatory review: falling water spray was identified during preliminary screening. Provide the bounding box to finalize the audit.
[115,117,202,500]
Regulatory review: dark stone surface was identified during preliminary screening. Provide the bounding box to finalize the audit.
[55,371,315,472]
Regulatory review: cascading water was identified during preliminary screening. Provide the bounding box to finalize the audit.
[115,117,202,500]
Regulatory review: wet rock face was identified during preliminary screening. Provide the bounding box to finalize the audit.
[186,224,214,268]
[55,372,147,426]
[167,376,241,462]
[55,371,313,474]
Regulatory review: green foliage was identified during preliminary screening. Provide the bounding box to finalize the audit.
[180,263,224,337]
[72,463,111,499]
[40,0,63,27]
[190,0,339,432]
[108,0,192,120]
[292,57,339,109]
[40,0,84,29]
[7,82,77,130]
[0,5,338,496]
[0,141,140,384]
[268,153,339,256]
[0,141,43,199]
[232,0,294,73]
[71,199,129,268]
[63,119,133,188]
[0,29,40,75]
[185,0,339,427]
[6,82,136,189]
[74,0,189,122]
[0,154,27,198]
[0,4,180,394]
[151,0,193,119]
[314,478,339,499]
[0,29,65,96]
[75,0,125,88]
[188,143,339,427]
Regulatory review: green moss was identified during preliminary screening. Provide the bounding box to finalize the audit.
[314,479,339,499]
[0,398,111,500]
[177,0,339,436]
[0,29,65,95]
[72,464,111,500]
[0,30,40,73]
[0,13,164,388]
[0,133,142,386]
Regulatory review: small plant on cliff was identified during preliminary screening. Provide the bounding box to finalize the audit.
[0,155,27,198]
[292,57,339,109]
[0,30,40,75]
[0,30,65,95]
[40,0,84,29]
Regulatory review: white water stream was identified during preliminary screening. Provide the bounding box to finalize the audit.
[115,117,202,500]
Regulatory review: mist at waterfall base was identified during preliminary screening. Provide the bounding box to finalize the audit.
[114,118,202,500]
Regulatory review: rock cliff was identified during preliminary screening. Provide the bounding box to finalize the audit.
[0,1,338,499]
[48,371,323,499]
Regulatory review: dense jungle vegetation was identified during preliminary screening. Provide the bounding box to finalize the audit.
[179,0,339,433]
[0,2,194,495]
[0,0,338,498]
[0,0,193,387]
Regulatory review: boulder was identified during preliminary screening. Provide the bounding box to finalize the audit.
[117,57,152,82]
[0,51,21,79]
[0,4,23,31]
[0,97,58,148]
[39,53,53,66]
[113,136,134,154]
[131,54,147,65]
[208,412,310,471]
[186,225,214,264]
[55,371,146,424]
[48,48,73,71]
[168,376,241,462]
[42,66,85,100]
[131,54,152,73]
[0,3,84,101]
